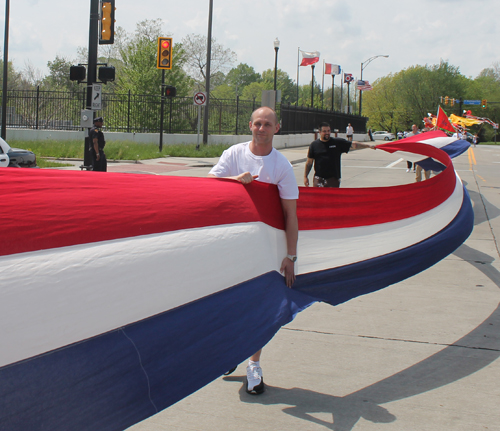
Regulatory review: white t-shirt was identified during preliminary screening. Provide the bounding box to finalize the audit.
[209,142,299,200]
[346,125,353,135]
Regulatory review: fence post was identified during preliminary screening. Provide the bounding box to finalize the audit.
[169,97,173,134]
[127,90,131,133]
[235,95,239,135]
[35,85,39,130]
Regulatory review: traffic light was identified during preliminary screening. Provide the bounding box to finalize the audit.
[164,86,177,97]
[98,66,115,83]
[482,99,487,109]
[99,0,115,45]
[69,65,86,82]
[444,96,449,105]
[157,37,173,70]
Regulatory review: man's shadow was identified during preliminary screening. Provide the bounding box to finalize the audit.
[223,183,500,431]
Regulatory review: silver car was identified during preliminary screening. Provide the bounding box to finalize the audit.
[372,131,395,141]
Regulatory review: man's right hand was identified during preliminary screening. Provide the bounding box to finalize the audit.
[235,172,258,184]
[304,176,310,187]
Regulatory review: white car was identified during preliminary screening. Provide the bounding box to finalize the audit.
[372,131,395,141]
[0,137,37,167]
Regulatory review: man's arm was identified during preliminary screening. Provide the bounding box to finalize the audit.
[93,136,100,159]
[304,157,314,187]
[351,141,376,150]
[280,198,298,288]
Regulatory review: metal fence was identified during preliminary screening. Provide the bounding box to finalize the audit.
[0,87,367,135]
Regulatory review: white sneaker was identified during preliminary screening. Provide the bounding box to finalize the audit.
[246,365,264,394]
[406,168,410,172]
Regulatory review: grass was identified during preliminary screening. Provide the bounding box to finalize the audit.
[9,140,231,161]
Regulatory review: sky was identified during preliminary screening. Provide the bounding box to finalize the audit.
[3,0,499,89]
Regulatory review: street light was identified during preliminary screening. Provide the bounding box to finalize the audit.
[359,54,388,116]
[273,38,280,106]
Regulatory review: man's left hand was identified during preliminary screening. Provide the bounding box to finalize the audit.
[280,257,296,287]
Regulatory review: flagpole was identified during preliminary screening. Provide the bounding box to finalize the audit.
[296,47,300,106]
[348,81,351,113]
[310,64,315,108]
[340,73,343,113]
[321,60,325,110]
[331,75,334,111]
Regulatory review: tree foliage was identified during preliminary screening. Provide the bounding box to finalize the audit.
[363,61,475,132]
[180,33,236,87]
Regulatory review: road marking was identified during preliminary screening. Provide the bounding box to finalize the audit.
[468,147,476,168]
[386,158,404,168]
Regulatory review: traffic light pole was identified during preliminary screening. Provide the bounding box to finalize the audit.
[1,0,10,140]
[84,0,99,168]
[159,69,165,151]
[202,0,213,145]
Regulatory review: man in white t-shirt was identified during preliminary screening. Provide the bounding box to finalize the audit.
[209,106,298,395]
[346,123,354,142]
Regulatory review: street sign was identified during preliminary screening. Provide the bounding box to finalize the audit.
[193,92,207,106]
[92,84,102,110]
[463,100,481,105]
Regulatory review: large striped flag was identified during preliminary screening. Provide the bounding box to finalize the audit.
[300,50,320,66]
[0,132,472,431]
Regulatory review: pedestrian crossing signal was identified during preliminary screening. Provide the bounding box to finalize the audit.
[157,37,173,70]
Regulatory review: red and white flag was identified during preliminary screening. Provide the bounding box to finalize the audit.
[325,63,341,75]
[300,50,320,66]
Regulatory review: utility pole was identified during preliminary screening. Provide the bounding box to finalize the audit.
[202,0,213,145]
[1,0,10,140]
[84,0,99,167]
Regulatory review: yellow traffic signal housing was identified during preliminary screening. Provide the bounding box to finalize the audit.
[99,0,116,45]
[157,38,173,70]
[444,96,449,105]
[451,98,455,106]
[482,99,487,109]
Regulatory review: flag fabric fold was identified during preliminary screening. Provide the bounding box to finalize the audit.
[300,50,320,66]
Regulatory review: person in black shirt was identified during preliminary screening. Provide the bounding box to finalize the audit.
[304,122,375,188]
[89,117,107,172]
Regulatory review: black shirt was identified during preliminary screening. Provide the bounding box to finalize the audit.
[307,137,351,179]
[89,127,106,150]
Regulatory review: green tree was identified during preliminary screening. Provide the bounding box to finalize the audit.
[42,55,80,92]
[261,68,296,104]
[180,33,236,87]
[363,61,471,132]
[225,63,261,95]
[242,82,266,101]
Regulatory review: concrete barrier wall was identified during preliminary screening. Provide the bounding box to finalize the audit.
[6,129,368,149]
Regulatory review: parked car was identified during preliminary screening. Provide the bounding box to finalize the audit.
[372,131,395,141]
[0,137,37,168]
